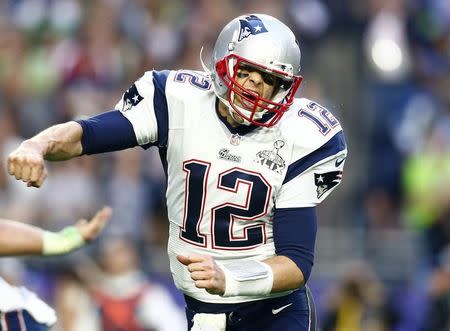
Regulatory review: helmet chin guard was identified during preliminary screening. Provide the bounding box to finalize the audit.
[209,14,303,127]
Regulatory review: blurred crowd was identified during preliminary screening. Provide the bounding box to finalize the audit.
[0,0,449,330]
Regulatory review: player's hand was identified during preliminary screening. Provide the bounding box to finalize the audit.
[177,254,226,295]
[7,141,47,188]
[75,207,113,242]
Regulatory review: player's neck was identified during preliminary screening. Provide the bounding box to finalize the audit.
[217,100,242,127]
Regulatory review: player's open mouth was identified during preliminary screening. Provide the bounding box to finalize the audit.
[239,92,258,110]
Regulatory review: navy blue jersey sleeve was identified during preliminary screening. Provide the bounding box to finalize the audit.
[77,111,138,155]
[273,207,317,283]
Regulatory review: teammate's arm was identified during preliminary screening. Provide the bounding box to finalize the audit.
[0,207,112,256]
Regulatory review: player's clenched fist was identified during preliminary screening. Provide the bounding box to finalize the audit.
[7,141,47,188]
[177,254,226,295]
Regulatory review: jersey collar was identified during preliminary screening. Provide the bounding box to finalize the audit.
[214,98,275,135]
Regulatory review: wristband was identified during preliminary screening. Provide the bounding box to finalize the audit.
[220,260,273,297]
[42,226,85,255]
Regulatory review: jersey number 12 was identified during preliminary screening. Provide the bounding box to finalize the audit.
[180,160,271,250]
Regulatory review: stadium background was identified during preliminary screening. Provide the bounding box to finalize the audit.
[0,0,449,330]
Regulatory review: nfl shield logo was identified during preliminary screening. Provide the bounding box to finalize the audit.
[230,134,241,146]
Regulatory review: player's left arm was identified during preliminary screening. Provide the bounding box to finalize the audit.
[0,207,112,256]
[178,130,347,296]
[264,130,347,293]
[263,255,306,291]
[264,206,317,291]
[177,207,315,295]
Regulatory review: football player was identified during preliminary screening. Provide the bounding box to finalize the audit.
[0,206,112,330]
[7,14,347,330]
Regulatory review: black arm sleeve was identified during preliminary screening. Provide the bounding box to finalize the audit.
[77,111,138,155]
[273,207,317,282]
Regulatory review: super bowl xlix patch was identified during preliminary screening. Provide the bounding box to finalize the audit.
[255,140,286,174]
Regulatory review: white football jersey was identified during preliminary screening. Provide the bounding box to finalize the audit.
[0,277,57,325]
[114,70,347,303]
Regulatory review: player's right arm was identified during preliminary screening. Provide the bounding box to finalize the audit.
[7,121,83,187]
[8,71,169,187]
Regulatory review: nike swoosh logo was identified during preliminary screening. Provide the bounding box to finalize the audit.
[271,303,293,315]
[335,157,346,167]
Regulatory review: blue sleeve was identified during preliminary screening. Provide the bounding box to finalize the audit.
[273,207,317,283]
[77,111,138,155]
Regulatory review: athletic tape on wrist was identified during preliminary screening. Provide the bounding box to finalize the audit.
[42,226,85,255]
[220,260,273,297]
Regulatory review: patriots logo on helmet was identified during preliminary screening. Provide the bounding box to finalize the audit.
[238,15,268,42]
[122,84,143,112]
[314,171,342,198]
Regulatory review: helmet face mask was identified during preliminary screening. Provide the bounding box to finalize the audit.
[215,54,302,127]
[209,14,303,127]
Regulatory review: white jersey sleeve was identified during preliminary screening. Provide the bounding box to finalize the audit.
[276,99,347,208]
[114,70,173,146]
